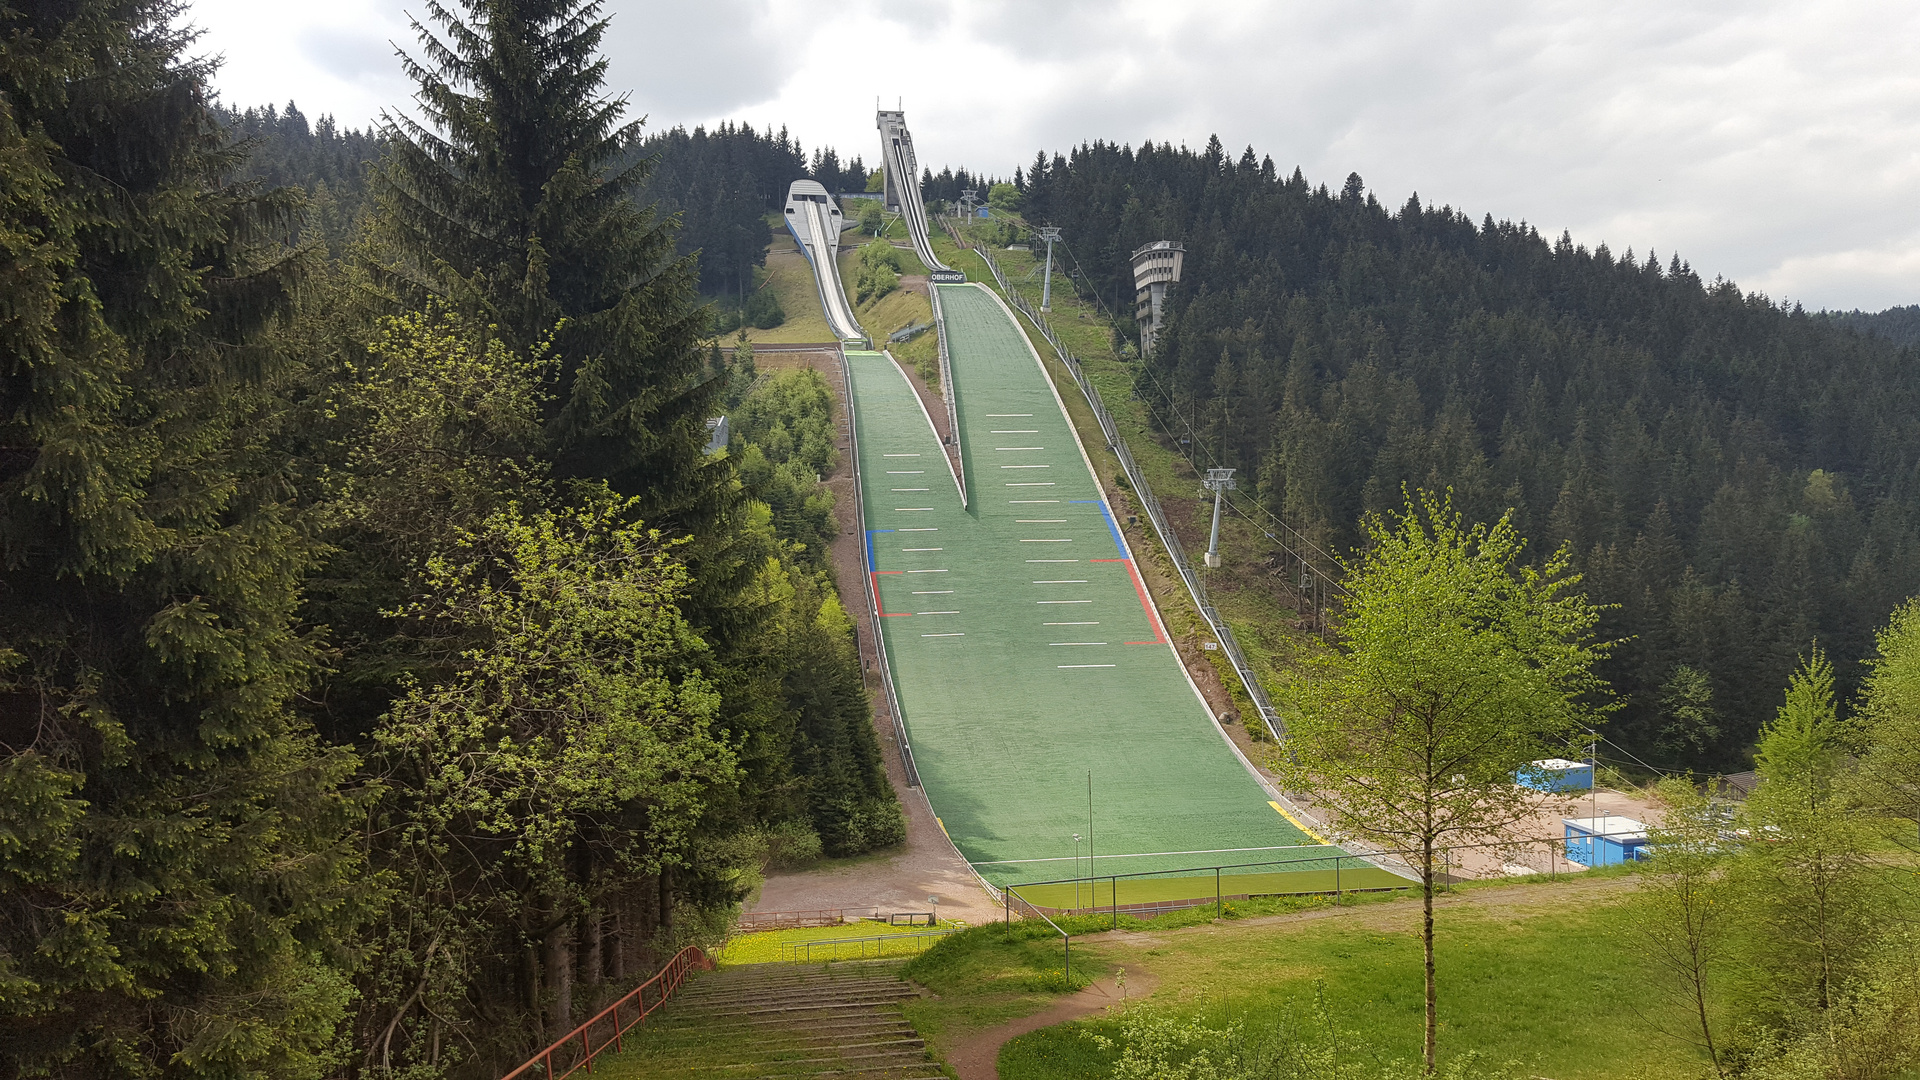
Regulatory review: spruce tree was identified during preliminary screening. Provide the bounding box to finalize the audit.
[0,3,363,1076]
[374,0,720,514]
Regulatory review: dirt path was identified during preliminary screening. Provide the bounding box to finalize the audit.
[940,874,1638,1078]
[946,970,1160,1080]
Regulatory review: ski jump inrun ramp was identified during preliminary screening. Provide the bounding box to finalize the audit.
[877,108,964,284]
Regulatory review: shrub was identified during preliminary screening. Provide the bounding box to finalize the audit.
[743,287,785,329]
[856,240,902,304]
[762,820,824,870]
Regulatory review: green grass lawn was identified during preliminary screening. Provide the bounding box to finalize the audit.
[900,919,1108,1059]
[904,878,1705,1080]
[855,277,933,342]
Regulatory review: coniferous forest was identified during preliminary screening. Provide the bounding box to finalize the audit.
[1017,138,1920,766]
[0,1,895,1076]
[8,1,1920,1078]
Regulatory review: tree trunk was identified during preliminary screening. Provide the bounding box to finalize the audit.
[1423,838,1437,1075]
[659,868,673,936]
[524,941,544,1043]
[609,893,627,981]
[545,920,573,1037]
[582,906,604,988]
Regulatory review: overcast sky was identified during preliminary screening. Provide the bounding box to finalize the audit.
[188,0,1920,311]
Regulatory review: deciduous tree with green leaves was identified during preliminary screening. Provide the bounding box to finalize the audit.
[1852,598,1920,836]
[1634,778,1733,1076]
[368,496,735,1062]
[1280,489,1610,1073]
[1734,648,1880,1018]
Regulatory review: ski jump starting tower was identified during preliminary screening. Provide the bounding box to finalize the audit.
[1131,240,1185,354]
[877,106,965,284]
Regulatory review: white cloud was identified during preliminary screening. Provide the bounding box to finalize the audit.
[187,0,412,124]
[191,0,1920,310]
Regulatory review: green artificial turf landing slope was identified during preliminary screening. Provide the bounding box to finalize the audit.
[846,297,1373,895]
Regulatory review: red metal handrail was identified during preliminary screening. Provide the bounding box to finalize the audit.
[498,945,713,1080]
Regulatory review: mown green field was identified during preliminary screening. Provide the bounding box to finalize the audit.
[902,876,1701,1080]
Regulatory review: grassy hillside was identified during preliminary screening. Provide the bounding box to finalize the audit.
[739,225,835,343]
[741,215,937,349]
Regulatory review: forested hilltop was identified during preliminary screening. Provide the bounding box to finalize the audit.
[1823,303,1920,347]
[223,105,876,303]
[1016,138,1920,767]
[0,1,896,1078]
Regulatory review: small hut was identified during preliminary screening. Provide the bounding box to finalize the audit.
[1517,758,1593,792]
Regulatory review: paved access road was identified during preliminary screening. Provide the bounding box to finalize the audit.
[847,287,1337,892]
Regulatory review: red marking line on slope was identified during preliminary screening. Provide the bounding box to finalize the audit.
[869,571,912,616]
[1090,558,1169,644]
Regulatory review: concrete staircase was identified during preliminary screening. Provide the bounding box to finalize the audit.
[594,962,942,1080]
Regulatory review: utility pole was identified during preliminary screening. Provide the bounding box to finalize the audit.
[1037,226,1062,312]
[1072,833,1083,910]
[1087,772,1094,897]
[1203,468,1236,568]
[958,188,979,219]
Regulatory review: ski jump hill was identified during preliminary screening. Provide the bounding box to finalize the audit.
[791,109,1398,911]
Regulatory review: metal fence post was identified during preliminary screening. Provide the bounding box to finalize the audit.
[1216,868,1222,918]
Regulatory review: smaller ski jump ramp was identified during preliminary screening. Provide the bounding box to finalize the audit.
[783,180,866,344]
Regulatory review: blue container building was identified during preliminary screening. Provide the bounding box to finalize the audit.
[1517,758,1593,792]
[1564,816,1649,867]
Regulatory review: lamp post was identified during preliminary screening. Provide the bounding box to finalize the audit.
[1037,226,1062,312]
[1202,468,1236,568]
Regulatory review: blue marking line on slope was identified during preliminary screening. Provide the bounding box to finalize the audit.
[865,529,894,569]
[1071,499,1127,558]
